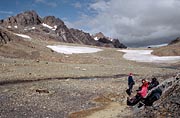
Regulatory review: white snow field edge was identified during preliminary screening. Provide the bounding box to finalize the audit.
[118,49,180,63]
[47,45,103,54]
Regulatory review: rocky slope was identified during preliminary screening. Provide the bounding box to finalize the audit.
[0,10,126,48]
[0,28,11,45]
[132,76,180,118]
[152,37,180,56]
[169,37,180,45]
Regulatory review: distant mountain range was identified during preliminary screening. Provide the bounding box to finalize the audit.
[0,10,127,48]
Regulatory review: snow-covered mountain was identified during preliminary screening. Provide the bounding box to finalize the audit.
[0,10,126,48]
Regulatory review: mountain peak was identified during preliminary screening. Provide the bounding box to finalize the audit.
[93,32,105,39]
[0,10,42,27]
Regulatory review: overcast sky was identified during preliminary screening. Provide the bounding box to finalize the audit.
[67,0,180,47]
[1,0,180,47]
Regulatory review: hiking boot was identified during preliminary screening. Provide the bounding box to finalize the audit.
[138,102,144,108]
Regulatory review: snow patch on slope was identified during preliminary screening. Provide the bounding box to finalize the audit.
[14,33,31,40]
[94,37,99,41]
[145,43,168,48]
[47,45,103,54]
[42,23,57,31]
[118,49,180,63]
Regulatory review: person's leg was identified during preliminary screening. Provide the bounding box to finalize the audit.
[144,93,160,106]
[127,94,142,106]
[129,84,133,95]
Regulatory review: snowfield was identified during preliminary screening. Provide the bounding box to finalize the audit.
[14,33,31,40]
[47,45,103,54]
[119,49,180,63]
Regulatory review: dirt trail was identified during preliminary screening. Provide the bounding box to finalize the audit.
[85,102,131,118]
[69,93,133,118]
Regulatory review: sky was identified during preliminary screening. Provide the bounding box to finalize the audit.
[0,0,180,47]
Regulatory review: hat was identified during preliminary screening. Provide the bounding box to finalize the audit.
[129,73,133,75]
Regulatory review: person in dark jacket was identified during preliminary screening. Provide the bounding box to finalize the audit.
[126,73,135,96]
[143,87,162,106]
[148,77,159,90]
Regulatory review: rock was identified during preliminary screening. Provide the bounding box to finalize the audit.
[81,68,87,71]
[36,60,40,63]
[35,89,49,94]
[98,37,112,44]
[0,28,18,45]
[0,29,11,44]
[112,39,127,48]
[70,28,100,46]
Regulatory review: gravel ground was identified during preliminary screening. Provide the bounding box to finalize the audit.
[0,76,128,118]
[0,73,179,118]
[0,40,179,118]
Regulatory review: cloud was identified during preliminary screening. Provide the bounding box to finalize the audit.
[35,0,57,7]
[0,11,13,14]
[72,2,82,8]
[70,0,180,47]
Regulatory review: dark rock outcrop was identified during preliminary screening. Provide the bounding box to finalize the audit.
[169,37,180,45]
[43,16,77,43]
[98,37,112,44]
[93,32,127,48]
[112,39,127,48]
[70,28,100,46]
[0,28,11,45]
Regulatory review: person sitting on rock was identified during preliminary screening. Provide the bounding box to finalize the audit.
[127,79,149,106]
[148,77,159,90]
[143,87,162,106]
[138,79,149,97]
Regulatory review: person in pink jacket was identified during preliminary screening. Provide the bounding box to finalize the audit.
[138,79,149,98]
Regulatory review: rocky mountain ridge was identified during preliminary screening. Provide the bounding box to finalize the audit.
[0,10,126,48]
[169,37,180,45]
[93,32,127,48]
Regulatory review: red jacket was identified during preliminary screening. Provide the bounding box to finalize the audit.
[138,82,148,98]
